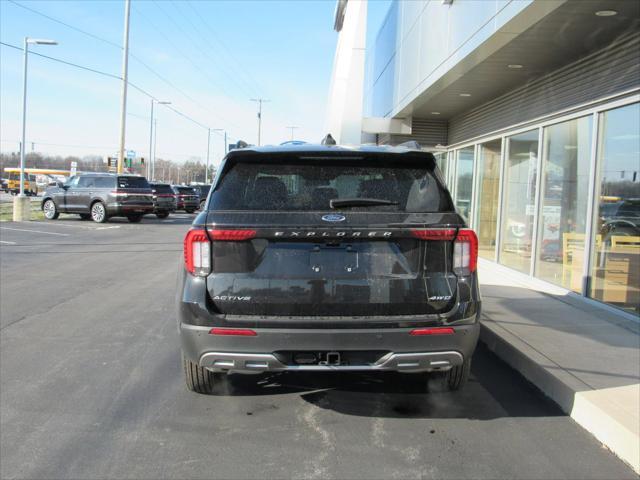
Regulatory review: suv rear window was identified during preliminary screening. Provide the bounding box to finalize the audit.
[151,184,173,194]
[117,176,150,189]
[176,187,197,195]
[210,158,453,212]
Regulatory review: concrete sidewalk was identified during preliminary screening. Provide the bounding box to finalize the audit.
[477,259,640,474]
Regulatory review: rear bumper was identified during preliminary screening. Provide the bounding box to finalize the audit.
[107,203,155,216]
[180,322,479,373]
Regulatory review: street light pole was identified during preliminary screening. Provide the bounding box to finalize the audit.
[148,100,170,180]
[14,37,57,222]
[116,0,131,174]
[206,128,223,184]
[205,128,210,184]
[250,98,270,146]
[152,118,158,180]
[285,126,299,141]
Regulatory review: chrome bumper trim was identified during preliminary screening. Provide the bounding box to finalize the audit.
[199,351,463,373]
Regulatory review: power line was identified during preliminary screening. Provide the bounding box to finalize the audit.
[168,0,257,99]
[7,0,123,49]
[132,2,243,133]
[0,41,120,80]
[5,0,239,138]
[0,41,229,143]
[185,0,264,97]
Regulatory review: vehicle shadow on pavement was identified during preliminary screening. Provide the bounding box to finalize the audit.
[214,344,563,420]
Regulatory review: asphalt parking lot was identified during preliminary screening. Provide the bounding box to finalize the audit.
[0,215,636,479]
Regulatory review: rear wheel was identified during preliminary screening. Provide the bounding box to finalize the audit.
[183,354,221,394]
[428,357,471,392]
[90,201,108,223]
[156,211,169,219]
[199,200,206,211]
[43,199,59,220]
[127,215,143,223]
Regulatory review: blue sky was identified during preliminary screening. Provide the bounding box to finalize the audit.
[0,0,391,166]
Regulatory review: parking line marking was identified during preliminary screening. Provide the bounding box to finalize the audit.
[0,227,70,236]
[95,226,120,230]
[0,240,16,244]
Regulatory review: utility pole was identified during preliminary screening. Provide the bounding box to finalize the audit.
[285,126,299,141]
[250,98,269,146]
[116,0,131,174]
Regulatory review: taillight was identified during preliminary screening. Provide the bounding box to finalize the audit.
[453,229,478,273]
[411,229,456,241]
[183,228,256,276]
[183,228,211,276]
[210,229,256,241]
[410,228,478,274]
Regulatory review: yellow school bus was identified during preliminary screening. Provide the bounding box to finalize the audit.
[3,168,70,196]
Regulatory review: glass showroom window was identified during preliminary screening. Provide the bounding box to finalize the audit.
[535,116,592,292]
[475,139,502,260]
[499,130,539,274]
[434,152,448,184]
[589,102,640,314]
[454,146,474,222]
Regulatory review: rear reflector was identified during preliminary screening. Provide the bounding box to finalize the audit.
[410,327,455,336]
[209,328,257,336]
[210,229,256,241]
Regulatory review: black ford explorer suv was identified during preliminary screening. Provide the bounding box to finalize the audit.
[172,185,200,213]
[42,173,154,223]
[178,144,480,394]
[149,182,177,219]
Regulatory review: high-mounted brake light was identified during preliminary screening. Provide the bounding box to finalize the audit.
[410,327,455,336]
[411,228,478,274]
[209,328,257,336]
[183,228,211,276]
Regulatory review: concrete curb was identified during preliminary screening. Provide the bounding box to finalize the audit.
[480,319,640,474]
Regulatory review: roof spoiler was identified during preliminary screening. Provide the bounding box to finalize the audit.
[396,140,422,150]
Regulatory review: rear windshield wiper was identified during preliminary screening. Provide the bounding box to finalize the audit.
[330,198,399,209]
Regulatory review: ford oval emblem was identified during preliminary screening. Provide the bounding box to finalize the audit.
[322,214,346,222]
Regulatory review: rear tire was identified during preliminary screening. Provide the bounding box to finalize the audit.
[185,208,195,214]
[43,199,59,220]
[90,201,108,223]
[127,215,143,223]
[155,211,169,219]
[429,357,471,392]
[183,354,219,394]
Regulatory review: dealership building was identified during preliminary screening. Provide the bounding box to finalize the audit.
[326,0,640,316]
